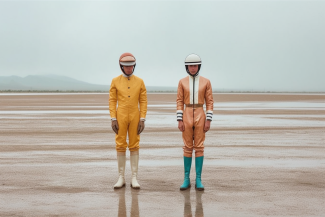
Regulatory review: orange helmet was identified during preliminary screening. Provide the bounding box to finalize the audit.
[119,52,136,76]
[119,53,136,66]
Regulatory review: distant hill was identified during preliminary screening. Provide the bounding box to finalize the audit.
[0,75,110,91]
[0,75,176,92]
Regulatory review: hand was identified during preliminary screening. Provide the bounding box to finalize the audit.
[203,120,211,133]
[178,121,185,132]
[137,120,145,135]
[111,120,119,134]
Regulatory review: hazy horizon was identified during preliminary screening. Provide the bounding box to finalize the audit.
[1,1,324,92]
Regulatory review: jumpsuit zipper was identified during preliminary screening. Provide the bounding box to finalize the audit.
[193,76,195,132]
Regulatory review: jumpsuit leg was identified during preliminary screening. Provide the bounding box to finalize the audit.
[128,109,140,152]
[194,108,205,158]
[193,108,205,190]
[128,109,141,189]
[182,107,194,157]
[180,107,194,190]
[115,109,128,152]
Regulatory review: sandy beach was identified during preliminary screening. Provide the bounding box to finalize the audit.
[0,93,324,217]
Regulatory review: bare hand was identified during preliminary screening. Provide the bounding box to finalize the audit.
[178,121,185,132]
[137,120,145,135]
[111,120,119,134]
[203,120,211,133]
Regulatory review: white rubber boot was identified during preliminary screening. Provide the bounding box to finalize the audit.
[130,154,140,189]
[114,155,126,189]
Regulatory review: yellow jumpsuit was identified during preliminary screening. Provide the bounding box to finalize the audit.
[177,75,214,158]
[109,74,147,152]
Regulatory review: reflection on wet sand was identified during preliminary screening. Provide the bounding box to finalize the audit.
[131,190,140,217]
[116,188,139,217]
[117,188,126,216]
[182,190,204,217]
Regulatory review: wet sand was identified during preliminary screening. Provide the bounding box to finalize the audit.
[0,93,324,216]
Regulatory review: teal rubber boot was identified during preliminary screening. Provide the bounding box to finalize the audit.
[180,156,192,190]
[195,156,204,191]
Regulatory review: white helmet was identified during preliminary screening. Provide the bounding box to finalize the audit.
[184,53,201,76]
[185,54,202,65]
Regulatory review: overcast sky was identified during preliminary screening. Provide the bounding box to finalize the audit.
[0,1,324,91]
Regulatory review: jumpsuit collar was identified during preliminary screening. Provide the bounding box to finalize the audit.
[122,73,133,78]
[189,73,200,79]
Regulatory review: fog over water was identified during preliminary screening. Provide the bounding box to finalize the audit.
[0,1,324,92]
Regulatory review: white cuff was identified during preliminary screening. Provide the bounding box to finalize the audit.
[140,118,146,122]
[177,110,183,121]
[111,118,117,121]
[206,110,213,121]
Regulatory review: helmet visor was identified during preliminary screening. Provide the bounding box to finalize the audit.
[185,62,201,65]
[120,61,136,66]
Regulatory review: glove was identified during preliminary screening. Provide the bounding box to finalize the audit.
[137,120,145,135]
[111,120,119,134]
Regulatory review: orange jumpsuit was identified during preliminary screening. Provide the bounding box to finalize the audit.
[177,75,214,158]
[109,74,147,152]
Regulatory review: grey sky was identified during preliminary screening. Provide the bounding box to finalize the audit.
[0,1,324,91]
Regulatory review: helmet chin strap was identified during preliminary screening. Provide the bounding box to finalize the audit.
[186,65,201,77]
[120,64,136,77]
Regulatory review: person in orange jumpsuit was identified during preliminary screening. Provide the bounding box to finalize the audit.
[177,54,214,191]
[109,52,147,189]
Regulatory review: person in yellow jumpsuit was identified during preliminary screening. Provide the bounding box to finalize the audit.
[109,52,147,189]
[177,54,214,191]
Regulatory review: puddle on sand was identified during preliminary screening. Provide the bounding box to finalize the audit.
[0,101,324,128]
[0,110,110,114]
[1,158,323,168]
[1,101,324,113]
[0,113,324,128]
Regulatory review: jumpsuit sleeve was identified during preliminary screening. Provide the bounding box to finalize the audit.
[108,79,117,120]
[205,80,214,121]
[139,80,147,120]
[176,80,184,121]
